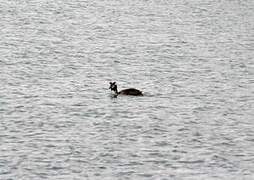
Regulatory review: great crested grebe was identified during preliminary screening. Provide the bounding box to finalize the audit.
[109,82,143,96]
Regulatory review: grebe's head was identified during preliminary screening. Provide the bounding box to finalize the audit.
[109,82,117,92]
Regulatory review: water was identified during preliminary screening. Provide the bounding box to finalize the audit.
[0,0,254,179]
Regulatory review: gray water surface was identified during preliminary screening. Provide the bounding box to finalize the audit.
[0,0,254,179]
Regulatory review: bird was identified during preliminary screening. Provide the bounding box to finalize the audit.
[109,82,143,96]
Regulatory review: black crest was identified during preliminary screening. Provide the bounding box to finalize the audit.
[109,82,117,91]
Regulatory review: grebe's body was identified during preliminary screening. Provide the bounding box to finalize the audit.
[109,82,143,96]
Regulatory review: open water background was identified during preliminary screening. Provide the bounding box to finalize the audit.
[0,0,254,179]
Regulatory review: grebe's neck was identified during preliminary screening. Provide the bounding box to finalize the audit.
[114,86,118,94]
[113,88,119,98]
